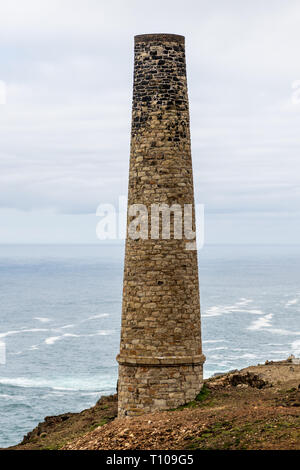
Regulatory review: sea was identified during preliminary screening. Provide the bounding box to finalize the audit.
[0,243,299,448]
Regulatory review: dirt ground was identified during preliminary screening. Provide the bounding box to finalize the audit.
[6,359,300,451]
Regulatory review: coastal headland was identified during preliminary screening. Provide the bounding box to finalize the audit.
[4,358,300,451]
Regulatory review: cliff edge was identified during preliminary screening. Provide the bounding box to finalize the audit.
[6,358,300,450]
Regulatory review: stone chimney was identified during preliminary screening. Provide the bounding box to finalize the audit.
[117,33,205,416]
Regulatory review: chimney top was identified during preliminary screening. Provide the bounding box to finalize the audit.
[134,33,185,45]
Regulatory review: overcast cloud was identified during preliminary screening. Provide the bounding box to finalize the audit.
[0,0,299,243]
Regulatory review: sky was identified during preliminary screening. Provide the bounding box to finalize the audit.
[0,0,299,244]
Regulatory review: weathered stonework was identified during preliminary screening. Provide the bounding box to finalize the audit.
[117,33,205,417]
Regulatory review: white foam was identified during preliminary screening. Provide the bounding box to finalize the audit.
[239,298,253,306]
[77,314,110,324]
[45,336,61,345]
[291,339,300,355]
[239,353,258,359]
[87,314,110,320]
[95,330,114,336]
[47,314,110,332]
[203,340,227,344]
[203,306,223,317]
[203,298,262,318]
[45,333,80,345]
[44,330,114,345]
[247,314,273,331]
[285,298,299,308]
[34,317,52,323]
[0,375,117,392]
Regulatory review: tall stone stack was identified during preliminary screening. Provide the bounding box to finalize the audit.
[117,33,205,417]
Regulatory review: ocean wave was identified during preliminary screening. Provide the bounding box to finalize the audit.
[86,314,110,320]
[268,328,300,336]
[203,298,264,318]
[247,318,300,335]
[0,375,117,392]
[247,309,265,315]
[291,339,300,355]
[45,333,80,345]
[247,314,273,331]
[44,330,115,345]
[203,339,227,344]
[208,352,260,360]
[40,390,102,400]
[0,328,49,338]
[285,298,299,308]
[239,353,260,359]
[0,313,111,342]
